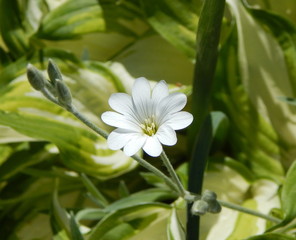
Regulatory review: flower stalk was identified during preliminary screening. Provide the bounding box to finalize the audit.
[160,151,187,197]
[218,200,281,224]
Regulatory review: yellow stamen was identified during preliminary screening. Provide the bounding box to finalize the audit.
[141,116,157,136]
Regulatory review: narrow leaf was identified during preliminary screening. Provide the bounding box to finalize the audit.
[281,161,296,222]
[70,212,84,240]
[37,0,105,40]
[80,173,109,207]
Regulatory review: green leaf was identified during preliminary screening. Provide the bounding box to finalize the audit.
[105,188,177,212]
[118,180,130,198]
[278,96,296,106]
[50,183,71,239]
[210,111,229,151]
[245,6,296,96]
[0,146,51,180]
[37,0,105,40]
[24,0,48,33]
[0,48,79,87]
[141,0,197,59]
[70,212,84,240]
[75,208,106,221]
[80,173,109,207]
[0,144,12,166]
[0,0,30,57]
[213,4,285,181]
[0,110,135,179]
[88,203,172,240]
[226,0,296,171]
[281,161,296,222]
[99,1,147,37]
[245,233,295,240]
[0,47,12,68]
[224,157,255,182]
[140,172,168,189]
[167,207,185,240]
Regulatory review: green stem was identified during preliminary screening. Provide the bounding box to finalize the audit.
[80,173,109,207]
[41,88,60,106]
[218,200,282,224]
[160,151,187,197]
[68,105,109,139]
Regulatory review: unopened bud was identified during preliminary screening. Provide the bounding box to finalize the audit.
[47,59,63,85]
[191,200,209,216]
[27,64,46,90]
[207,201,222,214]
[56,79,72,107]
[201,190,217,202]
[201,190,221,214]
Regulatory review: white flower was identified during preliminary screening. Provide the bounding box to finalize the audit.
[101,77,193,157]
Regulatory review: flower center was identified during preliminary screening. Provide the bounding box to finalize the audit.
[140,116,157,136]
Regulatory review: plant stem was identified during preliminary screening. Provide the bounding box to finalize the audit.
[68,105,109,139]
[160,151,187,197]
[218,200,282,224]
[132,154,179,192]
[41,88,60,105]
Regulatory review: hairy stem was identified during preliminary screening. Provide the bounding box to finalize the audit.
[219,200,282,224]
[160,151,187,197]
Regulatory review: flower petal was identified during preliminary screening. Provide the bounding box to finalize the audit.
[132,77,151,103]
[143,136,163,157]
[156,125,177,146]
[132,77,152,119]
[152,80,169,104]
[107,128,137,150]
[157,92,187,123]
[163,111,193,130]
[123,134,147,156]
[109,93,133,115]
[101,111,140,131]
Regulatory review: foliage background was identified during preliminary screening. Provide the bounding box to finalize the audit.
[0,0,296,239]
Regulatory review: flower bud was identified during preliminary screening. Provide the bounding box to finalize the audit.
[201,190,217,202]
[47,59,63,85]
[191,200,209,216]
[201,190,221,214]
[55,79,72,107]
[207,201,222,214]
[27,64,46,90]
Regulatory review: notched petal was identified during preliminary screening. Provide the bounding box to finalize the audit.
[152,80,169,103]
[101,111,140,131]
[157,92,187,117]
[107,129,137,150]
[109,93,133,115]
[132,77,151,103]
[156,125,177,146]
[143,136,163,157]
[165,111,193,130]
[123,135,147,156]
